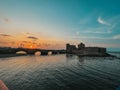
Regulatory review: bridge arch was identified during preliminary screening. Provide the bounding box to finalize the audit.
[16,51,27,54]
[48,51,52,55]
[34,51,41,56]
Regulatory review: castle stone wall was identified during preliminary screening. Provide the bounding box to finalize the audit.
[66,43,106,55]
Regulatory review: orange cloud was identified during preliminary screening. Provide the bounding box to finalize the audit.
[0,34,12,37]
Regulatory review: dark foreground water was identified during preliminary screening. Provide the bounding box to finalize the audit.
[0,53,120,90]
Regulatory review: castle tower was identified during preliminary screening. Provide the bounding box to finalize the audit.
[78,42,85,50]
[66,44,70,53]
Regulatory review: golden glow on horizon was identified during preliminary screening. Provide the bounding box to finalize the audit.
[30,45,33,48]
[0,32,66,49]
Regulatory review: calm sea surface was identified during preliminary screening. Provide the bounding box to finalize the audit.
[0,53,120,90]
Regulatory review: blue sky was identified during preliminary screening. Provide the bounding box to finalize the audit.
[0,0,120,51]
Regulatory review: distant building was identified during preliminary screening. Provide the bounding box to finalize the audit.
[66,44,76,53]
[66,42,107,56]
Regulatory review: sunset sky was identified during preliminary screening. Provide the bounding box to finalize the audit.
[0,0,120,51]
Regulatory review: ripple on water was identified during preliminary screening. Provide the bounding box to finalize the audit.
[0,54,120,90]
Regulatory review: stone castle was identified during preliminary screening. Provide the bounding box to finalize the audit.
[66,42,107,56]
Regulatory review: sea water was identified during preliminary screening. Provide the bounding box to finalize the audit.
[0,53,120,90]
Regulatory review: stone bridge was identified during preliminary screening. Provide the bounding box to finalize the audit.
[0,47,66,55]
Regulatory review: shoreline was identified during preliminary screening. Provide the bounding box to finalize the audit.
[0,53,119,59]
[0,54,27,58]
[77,53,116,57]
[67,53,120,59]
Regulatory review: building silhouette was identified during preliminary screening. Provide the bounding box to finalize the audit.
[66,42,106,56]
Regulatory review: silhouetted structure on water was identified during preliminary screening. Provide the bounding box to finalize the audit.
[0,47,65,55]
[66,42,111,57]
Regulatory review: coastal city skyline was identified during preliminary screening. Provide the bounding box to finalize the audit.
[0,0,120,51]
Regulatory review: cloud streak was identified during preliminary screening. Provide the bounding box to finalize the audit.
[0,34,11,37]
[82,30,111,34]
[75,26,112,35]
[97,17,111,26]
[0,17,11,23]
[27,36,38,40]
[3,18,10,22]
[113,34,120,39]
